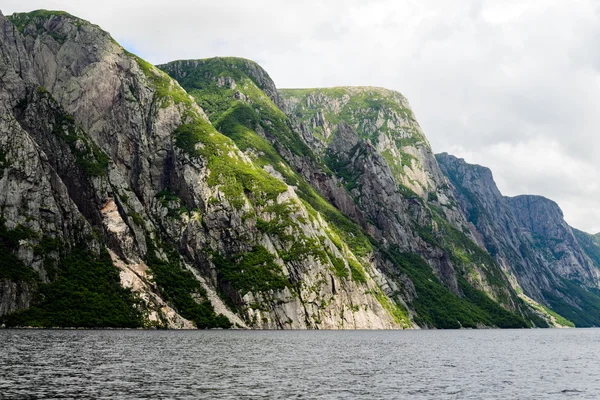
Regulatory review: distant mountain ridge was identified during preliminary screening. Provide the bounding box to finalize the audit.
[437,153,600,326]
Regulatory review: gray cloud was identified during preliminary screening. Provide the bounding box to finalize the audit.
[4,0,600,232]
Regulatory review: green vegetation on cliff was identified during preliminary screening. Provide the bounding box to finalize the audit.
[161,57,532,328]
[146,240,232,329]
[2,246,142,328]
[130,53,198,110]
[543,281,600,327]
[386,250,530,328]
[161,58,372,266]
[279,87,424,147]
[174,119,287,208]
[160,57,314,160]
[213,245,289,296]
[421,205,515,306]
[0,219,38,282]
[162,58,375,262]
[280,87,438,202]
[7,10,82,33]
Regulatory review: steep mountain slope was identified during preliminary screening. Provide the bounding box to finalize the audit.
[278,87,482,252]
[0,9,569,329]
[160,58,546,328]
[280,88,448,199]
[437,153,600,327]
[572,228,600,269]
[0,10,407,329]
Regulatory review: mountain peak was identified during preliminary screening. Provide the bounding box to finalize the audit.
[6,9,117,51]
[8,9,91,32]
[158,57,279,106]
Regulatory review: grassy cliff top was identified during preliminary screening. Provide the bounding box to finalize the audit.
[8,9,91,32]
[279,85,425,147]
[280,85,407,99]
[158,57,278,102]
[160,56,264,70]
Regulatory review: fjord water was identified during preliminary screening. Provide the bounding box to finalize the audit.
[1,329,598,399]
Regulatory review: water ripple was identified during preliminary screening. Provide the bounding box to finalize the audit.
[1,329,600,399]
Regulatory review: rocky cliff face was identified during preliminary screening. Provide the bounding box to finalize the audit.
[437,153,600,327]
[161,57,547,329]
[0,11,409,329]
[572,228,600,269]
[0,9,579,329]
[279,88,459,215]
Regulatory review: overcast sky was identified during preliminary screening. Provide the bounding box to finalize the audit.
[4,0,600,233]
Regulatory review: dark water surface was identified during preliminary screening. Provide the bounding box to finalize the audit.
[1,329,599,399]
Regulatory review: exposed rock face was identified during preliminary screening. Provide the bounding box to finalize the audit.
[0,11,104,319]
[508,195,598,284]
[572,228,600,269]
[325,122,466,289]
[0,11,407,329]
[279,87,465,228]
[161,57,545,329]
[327,122,413,248]
[437,153,600,326]
[3,9,589,329]
[0,281,32,316]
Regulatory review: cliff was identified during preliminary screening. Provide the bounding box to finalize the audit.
[437,153,600,326]
[2,9,591,329]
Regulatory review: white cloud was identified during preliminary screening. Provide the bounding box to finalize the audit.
[3,0,600,232]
